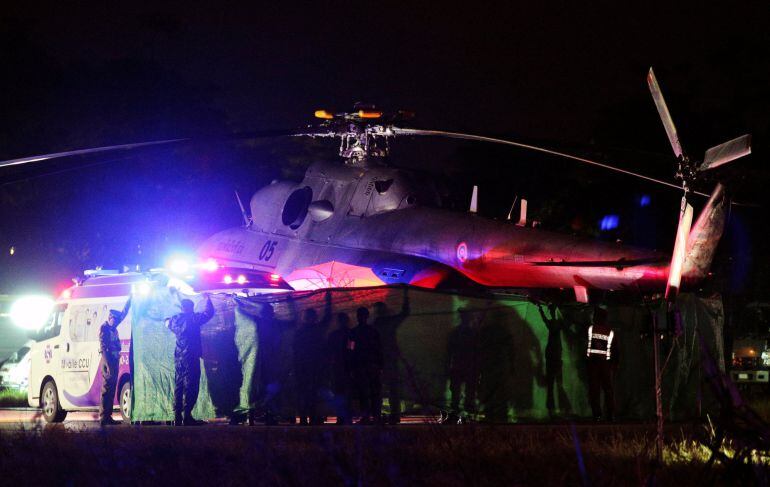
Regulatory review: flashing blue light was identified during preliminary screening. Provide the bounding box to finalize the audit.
[600,215,619,231]
[166,253,194,275]
[639,195,651,207]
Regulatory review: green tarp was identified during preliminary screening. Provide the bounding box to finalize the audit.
[130,286,724,423]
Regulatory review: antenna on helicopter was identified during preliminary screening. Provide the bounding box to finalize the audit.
[517,199,528,227]
[235,190,251,227]
[469,185,478,213]
[506,196,518,221]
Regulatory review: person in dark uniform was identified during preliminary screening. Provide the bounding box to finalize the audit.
[445,307,480,424]
[167,293,215,426]
[328,312,354,424]
[353,307,383,424]
[99,297,131,426]
[372,287,410,424]
[254,303,282,425]
[293,291,332,425]
[537,302,572,417]
[329,307,382,424]
[586,307,618,421]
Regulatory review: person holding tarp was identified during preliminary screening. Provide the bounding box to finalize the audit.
[329,312,353,424]
[536,301,572,417]
[253,303,288,425]
[99,296,131,426]
[293,291,332,425]
[586,306,618,421]
[167,293,215,426]
[373,287,410,424]
[329,307,383,424]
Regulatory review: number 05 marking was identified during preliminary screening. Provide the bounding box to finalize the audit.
[259,240,278,261]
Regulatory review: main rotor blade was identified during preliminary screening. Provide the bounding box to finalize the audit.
[665,196,694,301]
[0,128,311,170]
[392,127,709,197]
[647,68,684,159]
[0,138,187,169]
[700,134,752,171]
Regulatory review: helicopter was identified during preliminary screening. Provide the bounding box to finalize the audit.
[0,69,752,303]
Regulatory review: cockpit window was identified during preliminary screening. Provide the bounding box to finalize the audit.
[375,179,394,194]
[282,186,313,229]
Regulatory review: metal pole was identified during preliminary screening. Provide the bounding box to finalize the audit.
[653,310,664,462]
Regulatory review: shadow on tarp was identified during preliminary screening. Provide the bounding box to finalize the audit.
[130,286,724,423]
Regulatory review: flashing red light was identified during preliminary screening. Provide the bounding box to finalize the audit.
[236,274,248,285]
[202,258,219,272]
[223,275,233,285]
[60,289,72,299]
[269,273,281,281]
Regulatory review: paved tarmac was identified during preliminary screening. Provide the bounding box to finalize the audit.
[0,407,692,435]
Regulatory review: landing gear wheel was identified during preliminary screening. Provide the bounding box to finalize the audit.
[119,381,132,422]
[41,381,67,423]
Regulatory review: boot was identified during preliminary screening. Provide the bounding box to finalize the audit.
[183,413,206,426]
[173,413,184,427]
[100,416,120,426]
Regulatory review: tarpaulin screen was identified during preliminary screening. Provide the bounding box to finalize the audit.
[130,286,724,422]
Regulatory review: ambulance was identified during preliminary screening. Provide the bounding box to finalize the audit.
[28,265,291,423]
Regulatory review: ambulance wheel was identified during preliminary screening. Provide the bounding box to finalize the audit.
[119,380,132,422]
[41,380,67,423]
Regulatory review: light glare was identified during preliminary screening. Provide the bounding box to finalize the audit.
[168,258,190,275]
[201,258,219,272]
[10,296,54,330]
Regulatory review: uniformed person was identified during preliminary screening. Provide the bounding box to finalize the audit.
[293,294,331,425]
[372,287,410,424]
[328,312,354,424]
[99,297,131,426]
[167,293,215,426]
[354,307,383,424]
[586,307,618,421]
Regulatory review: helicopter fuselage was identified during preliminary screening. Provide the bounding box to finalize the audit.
[197,160,712,299]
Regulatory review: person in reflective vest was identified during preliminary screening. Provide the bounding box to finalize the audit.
[586,307,618,421]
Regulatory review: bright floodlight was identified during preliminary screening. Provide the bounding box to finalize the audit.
[133,281,152,296]
[10,296,54,330]
[168,257,190,275]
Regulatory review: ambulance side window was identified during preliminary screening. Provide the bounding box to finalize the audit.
[36,305,65,341]
[68,306,89,342]
[84,307,101,342]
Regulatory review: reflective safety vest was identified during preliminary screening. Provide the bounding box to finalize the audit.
[587,324,614,360]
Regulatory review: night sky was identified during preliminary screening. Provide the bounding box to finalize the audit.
[1,3,768,298]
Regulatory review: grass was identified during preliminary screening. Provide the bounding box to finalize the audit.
[0,388,27,407]
[0,424,763,486]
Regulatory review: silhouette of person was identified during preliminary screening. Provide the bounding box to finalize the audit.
[328,307,382,424]
[254,303,284,425]
[373,286,410,424]
[328,312,353,424]
[478,307,515,423]
[293,291,332,425]
[445,307,480,423]
[537,302,572,417]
